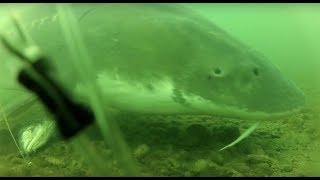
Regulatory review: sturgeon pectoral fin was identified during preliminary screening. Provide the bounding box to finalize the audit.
[219,121,260,151]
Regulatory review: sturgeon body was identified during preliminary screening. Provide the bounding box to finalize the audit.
[0,4,305,147]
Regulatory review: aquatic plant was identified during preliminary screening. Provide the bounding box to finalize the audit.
[19,117,55,156]
[0,102,24,158]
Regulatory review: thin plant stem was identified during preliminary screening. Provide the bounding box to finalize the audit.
[0,102,25,159]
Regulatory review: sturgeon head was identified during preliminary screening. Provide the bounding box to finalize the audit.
[0,4,305,121]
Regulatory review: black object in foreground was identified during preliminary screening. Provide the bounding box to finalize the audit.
[1,35,94,140]
[18,60,95,139]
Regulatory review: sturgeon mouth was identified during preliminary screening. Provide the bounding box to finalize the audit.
[185,94,305,121]
[221,106,304,121]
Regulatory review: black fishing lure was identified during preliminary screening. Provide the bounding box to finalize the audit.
[0,15,94,139]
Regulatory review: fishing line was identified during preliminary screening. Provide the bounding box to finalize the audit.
[56,4,139,175]
[0,102,25,159]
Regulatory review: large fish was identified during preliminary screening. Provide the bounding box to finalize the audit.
[0,4,305,154]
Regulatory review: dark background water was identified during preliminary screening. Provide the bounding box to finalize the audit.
[184,3,320,175]
[185,3,320,87]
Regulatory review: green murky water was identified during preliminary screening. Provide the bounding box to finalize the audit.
[0,3,319,176]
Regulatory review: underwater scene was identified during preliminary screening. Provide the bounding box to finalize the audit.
[0,3,319,176]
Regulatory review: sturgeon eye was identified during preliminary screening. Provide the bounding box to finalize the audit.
[207,67,224,80]
[253,67,259,76]
[213,67,221,75]
[212,67,223,77]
